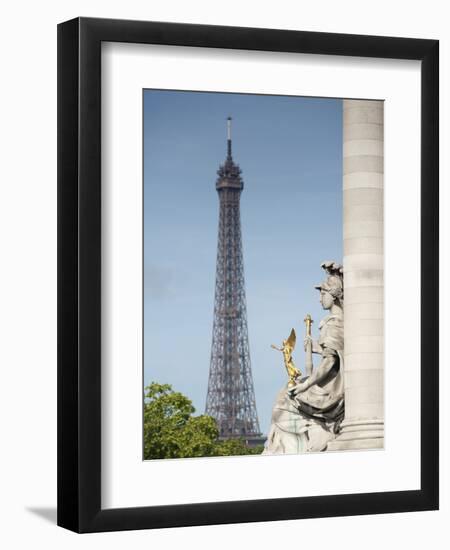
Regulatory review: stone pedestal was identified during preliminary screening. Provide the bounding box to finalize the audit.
[328,99,384,451]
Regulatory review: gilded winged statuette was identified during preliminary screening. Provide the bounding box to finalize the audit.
[271,328,301,388]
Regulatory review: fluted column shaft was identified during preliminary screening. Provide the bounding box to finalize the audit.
[328,99,384,450]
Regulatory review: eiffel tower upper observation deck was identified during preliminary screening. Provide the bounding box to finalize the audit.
[205,117,262,442]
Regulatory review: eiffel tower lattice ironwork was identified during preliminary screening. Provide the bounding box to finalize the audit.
[205,117,261,440]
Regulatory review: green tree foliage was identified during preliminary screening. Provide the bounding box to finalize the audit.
[213,438,264,456]
[144,383,218,459]
[143,383,264,459]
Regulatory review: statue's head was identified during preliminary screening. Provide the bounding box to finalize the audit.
[315,261,343,310]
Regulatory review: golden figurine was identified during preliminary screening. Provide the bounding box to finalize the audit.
[271,328,301,388]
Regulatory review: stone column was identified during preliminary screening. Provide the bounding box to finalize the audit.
[328,99,384,450]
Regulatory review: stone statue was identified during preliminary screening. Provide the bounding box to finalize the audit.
[263,261,345,454]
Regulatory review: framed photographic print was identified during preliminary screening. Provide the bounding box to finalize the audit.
[57,17,439,533]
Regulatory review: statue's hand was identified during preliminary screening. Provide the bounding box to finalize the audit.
[288,381,308,397]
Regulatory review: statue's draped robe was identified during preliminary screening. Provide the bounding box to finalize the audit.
[263,314,345,454]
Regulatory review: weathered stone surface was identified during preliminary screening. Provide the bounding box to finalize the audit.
[343,122,383,141]
[344,270,383,290]
[344,172,383,190]
[344,301,384,320]
[344,253,384,271]
[345,335,384,354]
[344,139,384,157]
[344,187,383,206]
[328,99,384,451]
[345,352,384,372]
[344,318,384,337]
[344,237,383,255]
[344,220,384,239]
[344,368,384,389]
[343,203,383,222]
[344,286,384,305]
[343,154,384,175]
[343,104,384,125]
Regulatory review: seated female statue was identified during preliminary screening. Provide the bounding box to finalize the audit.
[263,262,345,454]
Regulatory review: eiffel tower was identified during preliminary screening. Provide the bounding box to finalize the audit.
[205,117,262,442]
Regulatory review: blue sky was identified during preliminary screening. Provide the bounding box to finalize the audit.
[143,90,342,433]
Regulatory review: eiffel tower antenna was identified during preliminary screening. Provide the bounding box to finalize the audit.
[227,116,232,158]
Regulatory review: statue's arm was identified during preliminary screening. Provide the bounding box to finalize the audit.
[312,340,322,354]
[290,353,337,394]
[304,337,321,354]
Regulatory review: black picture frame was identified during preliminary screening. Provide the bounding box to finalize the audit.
[57,17,439,533]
